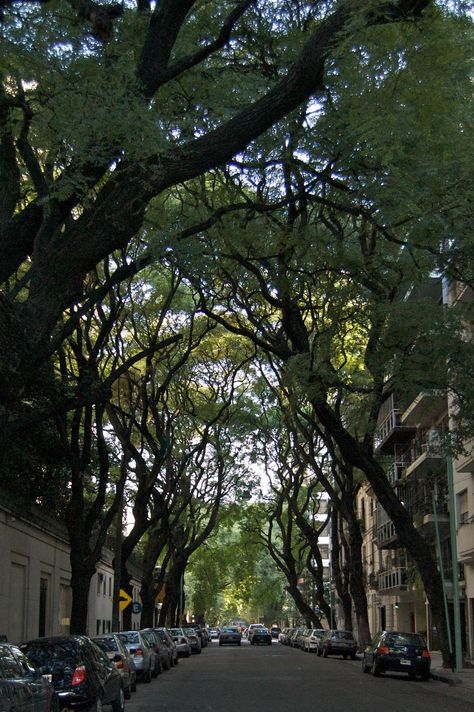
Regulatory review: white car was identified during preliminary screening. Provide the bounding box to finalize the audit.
[302,629,325,652]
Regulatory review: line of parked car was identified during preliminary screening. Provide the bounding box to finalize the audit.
[0,624,209,712]
[278,626,432,681]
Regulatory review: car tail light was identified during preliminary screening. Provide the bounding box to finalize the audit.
[115,659,125,669]
[134,648,144,656]
[180,638,187,644]
[377,645,389,655]
[422,650,430,658]
[71,665,86,685]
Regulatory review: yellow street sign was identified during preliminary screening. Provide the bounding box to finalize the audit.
[155,586,165,603]
[119,589,132,612]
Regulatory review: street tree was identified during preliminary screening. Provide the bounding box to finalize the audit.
[0,0,439,467]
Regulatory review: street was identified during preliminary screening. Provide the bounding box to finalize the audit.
[124,639,473,712]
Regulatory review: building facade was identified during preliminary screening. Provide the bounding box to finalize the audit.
[0,493,144,644]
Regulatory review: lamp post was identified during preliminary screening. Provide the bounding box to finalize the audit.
[446,437,463,672]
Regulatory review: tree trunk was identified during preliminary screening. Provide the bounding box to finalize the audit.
[286,577,322,628]
[331,510,353,630]
[69,547,96,635]
[346,517,371,648]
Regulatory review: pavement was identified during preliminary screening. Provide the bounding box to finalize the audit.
[429,650,474,689]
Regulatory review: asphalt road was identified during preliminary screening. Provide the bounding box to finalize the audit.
[124,639,473,712]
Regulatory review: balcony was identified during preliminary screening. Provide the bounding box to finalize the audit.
[404,441,446,479]
[376,520,400,549]
[375,409,416,454]
[401,391,447,429]
[378,566,407,592]
[457,519,474,564]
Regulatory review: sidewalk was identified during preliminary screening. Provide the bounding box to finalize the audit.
[429,651,474,689]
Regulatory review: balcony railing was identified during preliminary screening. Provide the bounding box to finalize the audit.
[375,409,416,453]
[378,567,407,592]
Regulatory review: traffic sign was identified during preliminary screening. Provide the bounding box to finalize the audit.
[119,589,132,612]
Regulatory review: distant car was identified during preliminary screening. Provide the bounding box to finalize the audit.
[92,633,137,698]
[141,629,171,674]
[21,634,124,711]
[246,624,262,639]
[209,628,220,640]
[362,631,431,680]
[270,627,281,639]
[289,628,305,647]
[182,627,204,651]
[317,630,357,660]
[152,628,178,666]
[218,627,242,647]
[117,630,155,682]
[295,628,310,649]
[168,629,191,658]
[0,642,58,712]
[249,628,272,646]
[180,629,201,655]
[302,629,325,653]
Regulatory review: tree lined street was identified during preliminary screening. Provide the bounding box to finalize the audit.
[124,639,474,712]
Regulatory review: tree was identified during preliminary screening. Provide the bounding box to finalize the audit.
[0,0,436,467]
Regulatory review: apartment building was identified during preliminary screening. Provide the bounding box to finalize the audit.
[357,382,474,660]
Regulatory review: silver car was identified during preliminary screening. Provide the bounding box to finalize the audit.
[168,628,191,658]
[92,634,137,698]
[117,631,155,682]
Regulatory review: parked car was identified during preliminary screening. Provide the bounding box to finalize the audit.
[140,629,170,674]
[317,630,357,660]
[208,628,220,640]
[0,642,58,712]
[302,629,325,653]
[270,627,281,640]
[218,627,242,647]
[180,629,201,655]
[249,628,272,646]
[92,634,136,698]
[183,626,206,649]
[295,628,310,649]
[278,628,294,645]
[362,631,431,680]
[20,635,124,711]
[289,628,305,648]
[152,629,178,667]
[117,631,155,683]
[168,629,191,658]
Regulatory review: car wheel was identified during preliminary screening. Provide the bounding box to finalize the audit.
[90,697,103,712]
[124,681,131,700]
[351,653,356,661]
[343,654,347,660]
[144,667,152,683]
[408,672,417,680]
[371,659,381,677]
[323,648,328,658]
[362,657,371,674]
[317,647,322,657]
[131,674,137,693]
[111,687,125,712]
[186,650,191,657]
[420,671,430,682]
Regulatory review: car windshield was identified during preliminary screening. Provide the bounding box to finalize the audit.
[221,627,238,633]
[118,632,139,644]
[21,640,80,669]
[93,638,118,652]
[385,633,426,646]
[333,632,354,640]
[168,629,182,636]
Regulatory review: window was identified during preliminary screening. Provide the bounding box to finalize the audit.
[458,490,469,525]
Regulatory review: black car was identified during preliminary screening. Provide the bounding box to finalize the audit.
[317,630,357,659]
[218,627,242,647]
[0,642,58,712]
[362,631,431,680]
[249,628,272,646]
[20,635,124,712]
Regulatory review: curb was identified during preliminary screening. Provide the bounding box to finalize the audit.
[430,669,463,686]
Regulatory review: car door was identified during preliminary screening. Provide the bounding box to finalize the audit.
[91,645,119,705]
[12,647,50,712]
[0,646,34,712]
